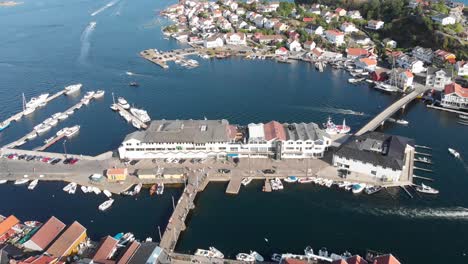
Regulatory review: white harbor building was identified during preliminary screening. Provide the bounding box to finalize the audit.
[118,119,332,160]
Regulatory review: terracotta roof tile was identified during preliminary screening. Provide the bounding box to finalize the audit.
[264,121,286,141]
[372,254,401,264]
[347,255,368,264]
[0,216,19,236]
[25,216,66,251]
[116,241,141,264]
[46,221,86,258]
[445,82,468,98]
[93,236,119,263]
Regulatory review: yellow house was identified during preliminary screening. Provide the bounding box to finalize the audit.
[106,168,128,182]
[46,221,87,260]
[137,169,157,179]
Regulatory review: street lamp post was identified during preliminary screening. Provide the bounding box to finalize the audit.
[63,140,67,158]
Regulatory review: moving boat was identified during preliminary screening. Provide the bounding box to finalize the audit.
[364,185,382,195]
[387,118,409,125]
[298,177,314,183]
[0,121,10,132]
[130,107,151,123]
[416,183,439,194]
[98,199,114,211]
[351,183,366,194]
[65,125,80,138]
[103,190,112,198]
[156,183,164,195]
[284,176,298,183]
[209,247,224,259]
[250,251,264,262]
[236,253,255,262]
[448,148,460,158]
[14,179,29,185]
[117,97,130,109]
[324,117,350,134]
[149,184,157,196]
[28,179,38,190]
[241,177,252,186]
[65,84,82,95]
[94,90,105,98]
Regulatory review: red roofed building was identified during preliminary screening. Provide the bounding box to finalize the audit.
[434,49,456,65]
[346,48,369,59]
[23,216,66,251]
[92,236,119,264]
[372,254,401,264]
[324,29,345,45]
[332,260,349,264]
[302,17,315,22]
[0,215,20,243]
[18,255,58,264]
[441,82,468,110]
[356,58,377,71]
[263,121,286,141]
[347,255,368,264]
[282,258,308,264]
[371,69,388,81]
[275,47,288,56]
[335,8,347,16]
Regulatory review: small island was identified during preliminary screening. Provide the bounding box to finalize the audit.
[0,1,22,7]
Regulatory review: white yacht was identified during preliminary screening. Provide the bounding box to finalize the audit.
[52,112,62,119]
[209,247,224,259]
[117,97,130,109]
[48,119,58,126]
[57,113,69,120]
[81,186,90,193]
[448,148,460,158]
[103,190,112,198]
[14,179,29,185]
[98,199,114,211]
[274,178,284,190]
[65,125,80,138]
[27,133,38,140]
[130,107,151,123]
[241,177,252,186]
[250,251,264,262]
[26,93,49,109]
[28,179,39,190]
[65,84,82,95]
[416,183,439,194]
[36,124,52,134]
[236,253,255,262]
[94,90,105,98]
[63,182,75,192]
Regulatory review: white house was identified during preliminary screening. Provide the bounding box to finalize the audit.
[204,35,224,48]
[224,32,246,45]
[455,61,468,77]
[287,40,302,52]
[303,41,316,51]
[441,82,468,110]
[425,67,453,90]
[347,10,362,19]
[431,14,456,25]
[396,55,426,73]
[275,47,288,56]
[333,132,415,183]
[366,20,384,30]
[305,24,324,35]
[383,38,397,49]
[340,22,358,33]
[324,29,345,46]
[335,8,347,16]
[391,69,414,90]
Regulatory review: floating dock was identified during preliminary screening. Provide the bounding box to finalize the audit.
[113,104,148,129]
[33,134,66,151]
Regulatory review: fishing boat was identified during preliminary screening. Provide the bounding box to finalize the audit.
[0,121,10,132]
[209,247,224,259]
[298,177,314,183]
[416,183,439,194]
[103,190,112,198]
[117,97,130,109]
[448,148,460,158]
[149,184,157,196]
[14,179,29,185]
[236,253,255,262]
[324,117,351,134]
[130,107,151,123]
[250,251,264,262]
[241,177,252,186]
[284,176,298,183]
[0,180,7,184]
[65,84,82,95]
[156,183,164,195]
[94,90,105,98]
[364,185,382,195]
[28,179,38,190]
[65,125,80,138]
[351,183,366,194]
[98,199,114,211]
[271,254,282,262]
[132,120,141,129]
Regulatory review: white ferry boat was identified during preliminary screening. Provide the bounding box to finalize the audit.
[65,84,82,95]
[28,179,38,190]
[448,148,460,158]
[117,97,130,109]
[130,107,151,123]
[98,199,114,211]
[416,183,439,194]
[325,117,350,134]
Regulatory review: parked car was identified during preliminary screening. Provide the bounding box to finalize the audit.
[262,169,276,174]
[69,158,79,165]
[218,169,231,174]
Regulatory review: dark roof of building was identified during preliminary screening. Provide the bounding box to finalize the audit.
[92,236,119,263]
[127,242,158,264]
[124,120,230,144]
[0,243,24,259]
[26,216,66,251]
[334,132,414,170]
[283,122,327,141]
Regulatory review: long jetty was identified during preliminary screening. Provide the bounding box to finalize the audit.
[0,89,66,127]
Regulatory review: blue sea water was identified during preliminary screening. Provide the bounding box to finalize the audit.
[0,0,467,263]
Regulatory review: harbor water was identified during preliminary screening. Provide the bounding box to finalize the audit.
[0,0,467,263]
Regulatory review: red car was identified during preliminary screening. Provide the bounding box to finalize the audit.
[42,157,51,163]
[7,154,16,159]
[69,158,79,165]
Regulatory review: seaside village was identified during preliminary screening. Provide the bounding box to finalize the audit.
[160,0,468,112]
[0,214,403,264]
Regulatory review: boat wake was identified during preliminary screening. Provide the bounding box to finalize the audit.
[363,206,468,220]
[289,105,366,116]
[79,21,97,64]
[114,0,125,16]
[91,0,119,17]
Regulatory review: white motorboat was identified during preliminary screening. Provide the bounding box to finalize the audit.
[75,103,83,109]
[448,148,460,158]
[92,187,102,195]
[65,125,80,138]
[98,199,114,211]
[351,183,366,194]
[123,113,132,122]
[47,118,58,126]
[250,251,264,262]
[16,140,27,146]
[241,177,252,186]
[68,183,77,194]
[56,128,67,137]
[63,182,74,192]
[14,179,29,185]
[94,90,105,98]
[365,185,382,195]
[284,176,298,183]
[133,183,142,194]
[103,190,112,198]
[0,180,8,184]
[57,113,69,120]
[236,253,255,262]
[156,183,164,195]
[132,120,141,129]
[305,246,314,257]
[27,133,38,140]
[66,109,74,115]
[416,183,439,194]
[23,107,35,116]
[28,179,38,190]
[195,249,216,258]
[271,253,282,262]
[388,118,409,125]
[298,177,314,183]
[119,232,135,245]
[52,112,62,119]
[0,121,10,132]
[209,247,224,259]
[65,84,82,95]
[130,107,151,123]
[81,185,90,193]
[36,124,52,134]
[84,91,95,99]
[459,114,468,120]
[274,178,284,190]
[26,93,49,109]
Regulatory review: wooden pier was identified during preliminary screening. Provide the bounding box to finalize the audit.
[33,134,66,151]
[263,179,272,192]
[114,104,148,129]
